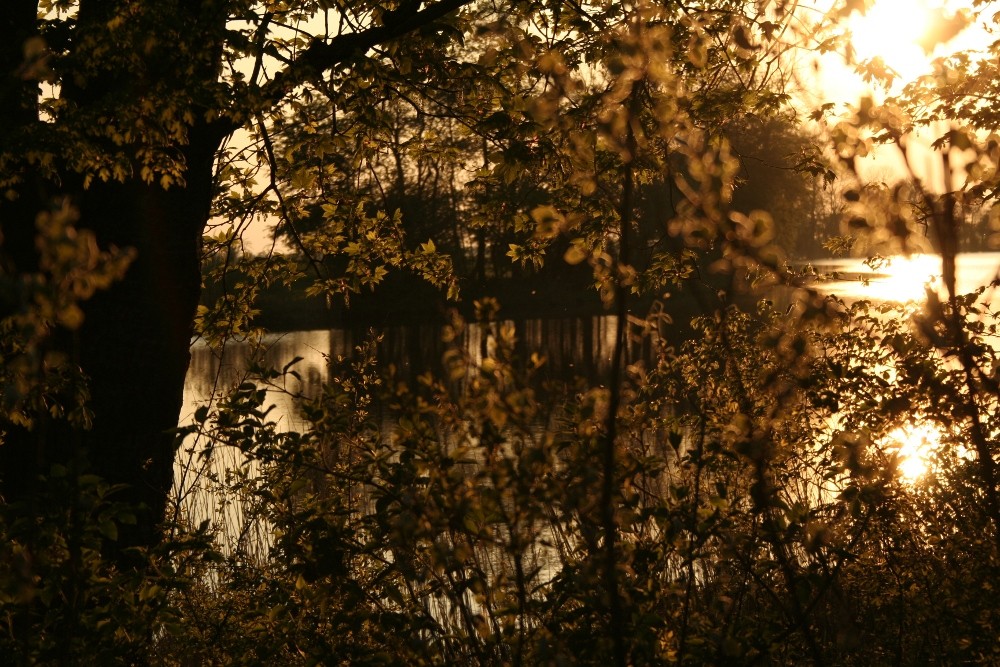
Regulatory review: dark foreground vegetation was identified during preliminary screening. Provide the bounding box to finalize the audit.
[2,0,1000,664]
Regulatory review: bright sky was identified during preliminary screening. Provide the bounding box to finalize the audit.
[807,0,994,187]
[810,0,990,100]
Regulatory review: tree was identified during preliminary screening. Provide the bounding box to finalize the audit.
[1,0,807,557]
[0,0,478,556]
[4,0,1000,664]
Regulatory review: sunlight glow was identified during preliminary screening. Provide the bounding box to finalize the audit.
[841,0,978,94]
[859,254,941,302]
[883,423,942,482]
[847,0,934,84]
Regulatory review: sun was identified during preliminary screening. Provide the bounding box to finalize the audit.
[846,0,969,87]
[882,423,941,482]
[847,0,932,83]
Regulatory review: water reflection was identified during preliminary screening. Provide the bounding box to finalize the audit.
[806,252,1000,303]
[174,253,1000,542]
[174,316,631,550]
[180,316,628,424]
[182,329,344,432]
[174,330,339,550]
[806,253,1000,486]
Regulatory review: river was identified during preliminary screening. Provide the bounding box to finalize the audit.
[173,252,1000,553]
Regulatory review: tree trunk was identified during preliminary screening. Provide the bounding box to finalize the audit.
[74,123,223,550]
[0,132,225,559]
[0,0,228,559]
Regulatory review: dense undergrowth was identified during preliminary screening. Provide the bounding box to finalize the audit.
[4,290,999,665]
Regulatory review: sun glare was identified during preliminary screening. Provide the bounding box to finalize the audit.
[845,0,970,87]
[862,254,941,302]
[883,423,942,482]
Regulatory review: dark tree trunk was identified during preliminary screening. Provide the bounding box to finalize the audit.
[0,136,221,554]
[71,124,223,550]
[0,0,228,558]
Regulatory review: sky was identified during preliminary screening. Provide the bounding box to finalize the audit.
[235,0,997,253]
[807,0,995,188]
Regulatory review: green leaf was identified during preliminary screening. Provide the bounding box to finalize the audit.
[99,519,118,541]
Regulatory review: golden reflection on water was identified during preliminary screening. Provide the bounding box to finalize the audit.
[810,252,1000,304]
[807,254,1000,485]
[836,258,944,485]
[820,254,941,303]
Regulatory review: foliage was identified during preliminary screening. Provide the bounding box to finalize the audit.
[159,293,1000,665]
[3,0,1000,665]
[0,467,221,664]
